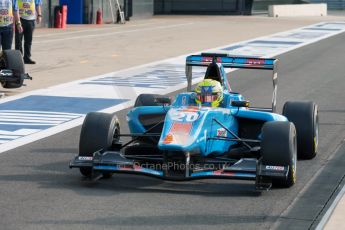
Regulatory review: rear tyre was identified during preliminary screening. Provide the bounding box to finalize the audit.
[78,112,120,178]
[283,101,318,159]
[261,121,297,188]
[134,94,171,107]
[0,50,25,88]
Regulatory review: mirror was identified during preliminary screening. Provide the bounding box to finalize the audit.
[155,97,171,105]
[231,100,250,107]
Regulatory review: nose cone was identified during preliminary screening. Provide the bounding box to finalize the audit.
[160,122,196,150]
[158,107,203,152]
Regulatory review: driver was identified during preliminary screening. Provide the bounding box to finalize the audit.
[194,79,223,107]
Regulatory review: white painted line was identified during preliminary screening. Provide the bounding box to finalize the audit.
[0,116,84,153]
[0,101,132,153]
[0,122,63,126]
[0,118,64,123]
[316,185,345,230]
[0,113,79,118]
[0,116,72,121]
[34,21,168,38]
[0,135,21,139]
[0,110,82,116]
[0,129,40,135]
[34,22,195,44]
[0,116,66,123]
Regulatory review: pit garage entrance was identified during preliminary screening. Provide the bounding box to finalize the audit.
[154,0,253,15]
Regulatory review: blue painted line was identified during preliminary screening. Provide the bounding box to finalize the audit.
[276,31,328,39]
[81,67,188,88]
[317,22,345,27]
[0,95,128,133]
[248,40,302,45]
[0,138,13,141]
[2,124,54,131]
[0,95,128,114]
[303,28,342,31]
[221,41,301,52]
[0,125,52,132]
[0,134,22,136]
[82,82,172,88]
[221,45,244,51]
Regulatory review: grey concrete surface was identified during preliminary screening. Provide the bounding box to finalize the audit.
[0,23,345,229]
[3,15,345,97]
[324,180,345,230]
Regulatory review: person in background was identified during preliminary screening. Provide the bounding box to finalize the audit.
[0,0,23,50]
[15,0,41,64]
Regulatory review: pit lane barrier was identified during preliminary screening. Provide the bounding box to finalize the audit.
[269,4,327,17]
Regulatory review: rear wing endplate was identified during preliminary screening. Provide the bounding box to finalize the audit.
[185,53,278,113]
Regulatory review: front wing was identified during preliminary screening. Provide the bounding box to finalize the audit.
[70,151,289,190]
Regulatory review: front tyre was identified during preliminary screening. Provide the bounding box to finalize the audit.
[78,112,120,178]
[261,121,297,188]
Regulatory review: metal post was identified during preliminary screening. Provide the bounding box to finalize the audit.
[109,0,115,23]
[48,0,52,27]
[272,60,278,113]
[115,0,125,23]
[185,65,192,92]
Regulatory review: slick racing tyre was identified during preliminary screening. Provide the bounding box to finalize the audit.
[78,112,120,178]
[283,101,318,159]
[261,121,297,188]
[134,94,171,107]
[0,50,25,89]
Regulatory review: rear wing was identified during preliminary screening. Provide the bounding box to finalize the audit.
[186,53,277,69]
[185,53,278,112]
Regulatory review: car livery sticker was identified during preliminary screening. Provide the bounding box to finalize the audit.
[216,128,227,137]
[265,165,286,171]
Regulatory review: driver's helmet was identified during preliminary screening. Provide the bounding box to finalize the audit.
[195,79,223,107]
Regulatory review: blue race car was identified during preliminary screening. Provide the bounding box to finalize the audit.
[70,53,318,190]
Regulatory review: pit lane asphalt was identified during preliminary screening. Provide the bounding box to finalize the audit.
[1,32,345,230]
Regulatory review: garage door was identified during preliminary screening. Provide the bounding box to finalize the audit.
[154,0,247,14]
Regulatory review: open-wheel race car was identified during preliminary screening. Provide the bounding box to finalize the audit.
[70,53,319,190]
[0,50,32,89]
